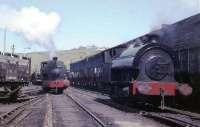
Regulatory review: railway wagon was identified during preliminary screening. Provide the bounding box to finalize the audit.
[70,52,111,91]
[31,72,42,85]
[70,42,182,107]
[0,53,31,100]
[40,57,69,94]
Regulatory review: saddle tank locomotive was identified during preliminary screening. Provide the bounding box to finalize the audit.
[70,42,186,107]
[41,57,69,94]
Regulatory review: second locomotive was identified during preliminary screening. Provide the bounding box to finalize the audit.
[40,57,69,94]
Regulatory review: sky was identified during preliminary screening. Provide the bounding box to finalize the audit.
[0,0,199,53]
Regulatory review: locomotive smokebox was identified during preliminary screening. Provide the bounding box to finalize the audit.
[53,57,58,61]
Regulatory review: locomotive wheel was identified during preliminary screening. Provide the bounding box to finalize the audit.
[110,86,120,101]
[59,89,63,94]
[42,87,48,93]
[54,88,63,94]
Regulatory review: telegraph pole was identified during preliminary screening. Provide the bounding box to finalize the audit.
[3,28,6,55]
[11,44,15,55]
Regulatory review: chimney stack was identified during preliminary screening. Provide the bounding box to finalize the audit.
[53,57,58,61]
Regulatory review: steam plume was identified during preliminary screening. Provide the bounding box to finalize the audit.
[151,0,200,30]
[0,6,60,58]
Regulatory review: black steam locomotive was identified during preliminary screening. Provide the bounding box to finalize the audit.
[145,13,200,106]
[40,57,69,94]
[0,52,31,100]
[70,41,182,107]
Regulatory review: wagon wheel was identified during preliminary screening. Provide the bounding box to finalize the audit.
[9,86,21,101]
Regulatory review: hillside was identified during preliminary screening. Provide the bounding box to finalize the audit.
[23,46,107,72]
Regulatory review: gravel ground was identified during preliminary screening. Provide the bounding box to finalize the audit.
[66,87,170,127]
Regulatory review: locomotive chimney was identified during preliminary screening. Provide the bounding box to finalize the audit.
[53,57,58,61]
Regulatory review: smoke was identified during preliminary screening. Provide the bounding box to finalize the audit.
[151,0,200,30]
[0,5,60,58]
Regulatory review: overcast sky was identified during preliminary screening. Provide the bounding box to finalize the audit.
[0,0,199,53]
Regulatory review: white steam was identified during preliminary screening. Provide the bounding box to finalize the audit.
[0,6,60,58]
[151,0,200,30]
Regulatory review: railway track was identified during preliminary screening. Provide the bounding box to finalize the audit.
[22,88,41,95]
[21,86,42,96]
[141,111,200,127]
[65,93,107,127]
[70,87,109,99]
[70,87,200,127]
[44,91,108,127]
[140,106,200,127]
[0,95,44,127]
[43,94,53,127]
